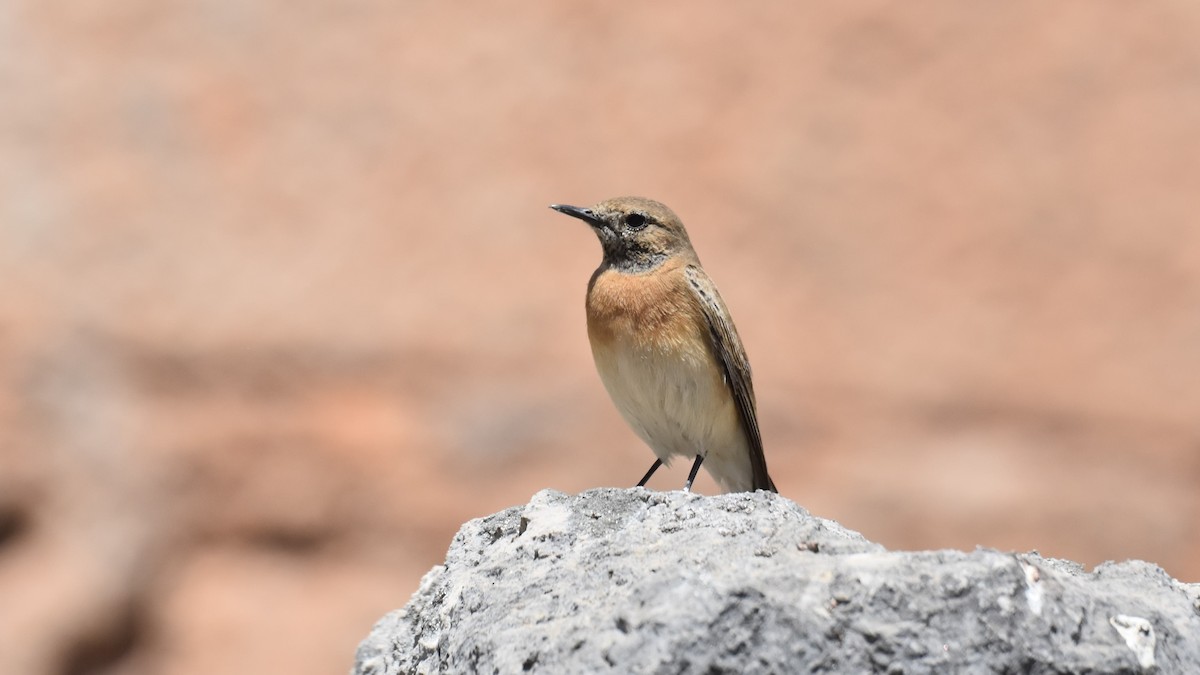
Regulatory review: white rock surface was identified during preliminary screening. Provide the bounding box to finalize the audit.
[353,489,1200,674]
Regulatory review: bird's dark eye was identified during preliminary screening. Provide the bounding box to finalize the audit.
[625,213,647,229]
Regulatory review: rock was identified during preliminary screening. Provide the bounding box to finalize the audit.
[352,488,1200,675]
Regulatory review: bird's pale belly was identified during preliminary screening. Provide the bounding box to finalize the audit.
[589,331,752,490]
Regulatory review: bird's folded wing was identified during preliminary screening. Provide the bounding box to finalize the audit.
[684,265,776,492]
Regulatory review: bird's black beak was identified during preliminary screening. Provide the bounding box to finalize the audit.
[550,204,606,228]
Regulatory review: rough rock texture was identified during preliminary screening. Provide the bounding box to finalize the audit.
[355,489,1200,675]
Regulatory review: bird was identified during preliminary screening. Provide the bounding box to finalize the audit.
[550,196,777,494]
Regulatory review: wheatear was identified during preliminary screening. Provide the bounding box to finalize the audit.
[551,197,777,493]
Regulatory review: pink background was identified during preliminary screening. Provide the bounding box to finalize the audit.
[2,3,1198,673]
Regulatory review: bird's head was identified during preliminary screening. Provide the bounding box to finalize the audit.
[551,196,695,272]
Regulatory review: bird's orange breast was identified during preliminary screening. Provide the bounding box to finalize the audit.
[586,261,708,358]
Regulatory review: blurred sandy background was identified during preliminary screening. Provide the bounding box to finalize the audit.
[2,2,1199,674]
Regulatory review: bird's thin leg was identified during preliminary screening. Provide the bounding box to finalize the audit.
[683,454,704,492]
[636,458,664,487]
